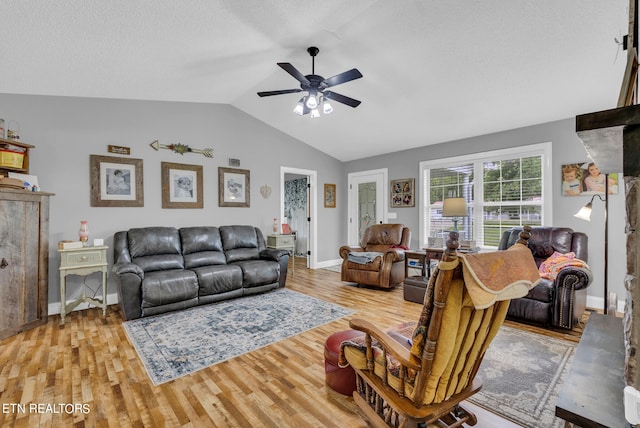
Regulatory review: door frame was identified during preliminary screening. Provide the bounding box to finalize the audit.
[347,168,388,245]
[280,166,317,269]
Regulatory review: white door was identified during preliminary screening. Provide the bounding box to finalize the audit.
[348,168,387,245]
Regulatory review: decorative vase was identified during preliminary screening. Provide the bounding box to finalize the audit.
[272,218,279,234]
[79,220,89,244]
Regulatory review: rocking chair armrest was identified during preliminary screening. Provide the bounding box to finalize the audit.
[349,319,422,370]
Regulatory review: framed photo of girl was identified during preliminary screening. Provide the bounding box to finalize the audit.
[90,155,144,207]
[561,161,619,196]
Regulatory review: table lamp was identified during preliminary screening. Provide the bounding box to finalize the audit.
[442,197,468,231]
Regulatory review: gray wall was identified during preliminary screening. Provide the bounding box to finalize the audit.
[0,94,346,310]
[344,118,627,310]
[1,92,623,312]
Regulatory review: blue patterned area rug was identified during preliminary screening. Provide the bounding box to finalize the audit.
[468,326,576,428]
[123,289,354,385]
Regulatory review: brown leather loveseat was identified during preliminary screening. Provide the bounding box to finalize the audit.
[339,223,410,289]
[498,226,593,329]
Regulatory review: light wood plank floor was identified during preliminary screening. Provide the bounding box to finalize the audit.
[0,258,581,427]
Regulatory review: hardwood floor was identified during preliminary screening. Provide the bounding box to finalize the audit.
[0,257,579,427]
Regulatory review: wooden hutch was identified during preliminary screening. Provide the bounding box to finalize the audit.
[0,137,52,340]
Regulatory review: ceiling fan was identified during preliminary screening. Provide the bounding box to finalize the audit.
[257,46,363,118]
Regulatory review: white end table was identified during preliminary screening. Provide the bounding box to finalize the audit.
[58,245,108,324]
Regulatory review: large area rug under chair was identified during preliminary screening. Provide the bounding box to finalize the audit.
[123,289,353,385]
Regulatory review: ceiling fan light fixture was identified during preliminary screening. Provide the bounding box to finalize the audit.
[323,100,334,115]
[306,93,318,109]
[259,46,363,119]
[293,97,305,115]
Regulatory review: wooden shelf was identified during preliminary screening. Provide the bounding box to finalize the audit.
[0,137,34,176]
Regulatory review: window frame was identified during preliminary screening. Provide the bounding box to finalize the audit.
[419,142,552,249]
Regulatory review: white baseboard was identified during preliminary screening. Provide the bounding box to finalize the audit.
[48,292,119,315]
[586,295,625,314]
[314,259,342,269]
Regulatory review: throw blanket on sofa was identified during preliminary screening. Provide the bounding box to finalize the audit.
[538,251,590,280]
[347,251,383,264]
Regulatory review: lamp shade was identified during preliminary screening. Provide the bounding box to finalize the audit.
[574,202,593,221]
[442,198,468,217]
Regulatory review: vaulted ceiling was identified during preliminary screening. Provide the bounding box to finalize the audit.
[0,1,629,161]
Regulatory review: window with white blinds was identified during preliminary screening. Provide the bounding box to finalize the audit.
[420,143,551,248]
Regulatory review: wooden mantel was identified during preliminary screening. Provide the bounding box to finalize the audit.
[576,104,640,176]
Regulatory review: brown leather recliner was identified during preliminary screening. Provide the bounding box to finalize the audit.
[498,226,593,329]
[339,224,410,289]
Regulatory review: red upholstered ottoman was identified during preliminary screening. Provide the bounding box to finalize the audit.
[324,330,364,395]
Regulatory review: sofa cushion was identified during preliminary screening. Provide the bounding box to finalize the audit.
[193,265,243,295]
[220,225,261,263]
[129,227,184,272]
[233,260,280,288]
[141,269,198,308]
[180,227,227,268]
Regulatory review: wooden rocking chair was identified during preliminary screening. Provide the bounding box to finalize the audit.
[339,227,540,427]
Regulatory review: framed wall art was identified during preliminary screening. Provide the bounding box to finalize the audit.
[90,155,144,207]
[561,161,619,196]
[390,178,415,208]
[324,184,336,208]
[161,162,203,209]
[218,167,250,207]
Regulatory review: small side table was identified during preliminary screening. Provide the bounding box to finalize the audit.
[58,245,108,324]
[267,234,296,276]
[403,249,444,303]
[405,248,444,278]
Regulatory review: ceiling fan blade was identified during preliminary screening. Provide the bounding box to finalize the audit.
[323,68,363,88]
[277,62,310,85]
[257,89,303,97]
[323,91,361,108]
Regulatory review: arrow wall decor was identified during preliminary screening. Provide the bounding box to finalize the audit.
[150,140,214,158]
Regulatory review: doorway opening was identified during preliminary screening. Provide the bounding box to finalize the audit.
[280,167,317,269]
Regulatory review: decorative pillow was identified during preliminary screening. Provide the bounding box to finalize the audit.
[528,242,554,259]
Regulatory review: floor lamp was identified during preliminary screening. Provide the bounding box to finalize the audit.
[574,174,609,314]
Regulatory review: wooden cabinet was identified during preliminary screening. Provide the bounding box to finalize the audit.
[0,188,52,340]
[0,138,33,177]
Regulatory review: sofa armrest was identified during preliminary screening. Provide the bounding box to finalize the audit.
[112,262,144,320]
[382,248,405,263]
[260,248,290,261]
[554,266,593,292]
[112,262,144,278]
[258,249,290,288]
[339,246,363,260]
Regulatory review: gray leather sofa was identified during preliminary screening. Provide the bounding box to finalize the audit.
[112,225,290,320]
